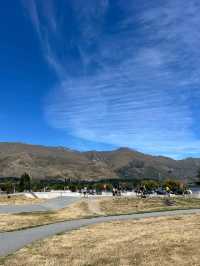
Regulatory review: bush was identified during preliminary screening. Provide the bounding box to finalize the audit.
[141,180,159,191]
[163,179,184,193]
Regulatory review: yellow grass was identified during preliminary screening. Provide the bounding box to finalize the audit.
[0,195,44,205]
[0,196,200,233]
[99,196,200,215]
[0,200,94,232]
[1,214,200,266]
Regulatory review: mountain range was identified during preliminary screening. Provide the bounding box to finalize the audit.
[0,142,199,182]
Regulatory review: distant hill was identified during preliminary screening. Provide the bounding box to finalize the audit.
[0,142,199,182]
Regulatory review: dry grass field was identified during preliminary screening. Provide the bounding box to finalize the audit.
[99,196,200,215]
[1,214,200,266]
[1,197,200,232]
[0,200,94,232]
[0,195,44,205]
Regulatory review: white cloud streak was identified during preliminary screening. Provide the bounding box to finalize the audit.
[22,0,200,158]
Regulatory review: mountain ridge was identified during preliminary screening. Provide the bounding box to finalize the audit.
[0,142,199,182]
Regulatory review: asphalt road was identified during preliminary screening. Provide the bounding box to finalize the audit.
[0,208,200,257]
[0,197,79,214]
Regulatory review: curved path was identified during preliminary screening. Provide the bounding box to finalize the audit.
[1,208,200,257]
[0,197,79,214]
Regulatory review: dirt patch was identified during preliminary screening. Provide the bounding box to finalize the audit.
[87,197,105,215]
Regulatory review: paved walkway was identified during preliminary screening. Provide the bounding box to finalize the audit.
[0,197,79,214]
[0,208,200,257]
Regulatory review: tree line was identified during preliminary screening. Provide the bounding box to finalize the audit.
[1,170,199,194]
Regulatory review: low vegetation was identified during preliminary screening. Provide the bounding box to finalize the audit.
[0,200,93,232]
[0,196,200,232]
[1,214,200,265]
[100,196,200,215]
[0,195,44,205]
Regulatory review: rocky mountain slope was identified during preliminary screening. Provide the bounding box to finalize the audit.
[0,142,199,182]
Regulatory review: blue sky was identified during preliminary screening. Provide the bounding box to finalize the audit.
[1,0,200,159]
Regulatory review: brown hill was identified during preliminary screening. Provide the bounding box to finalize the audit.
[0,143,199,182]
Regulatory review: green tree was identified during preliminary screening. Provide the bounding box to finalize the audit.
[19,173,31,192]
[141,180,159,191]
[196,168,200,185]
[2,181,13,194]
[163,179,182,193]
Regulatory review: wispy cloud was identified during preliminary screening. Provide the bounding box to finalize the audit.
[22,0,41,36]
[22,0,200,158]
[21,0,65,78]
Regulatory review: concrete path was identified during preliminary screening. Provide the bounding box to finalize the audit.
[0,197,79,214]
[1,208,200,257]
